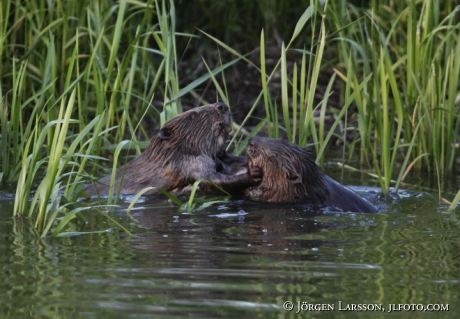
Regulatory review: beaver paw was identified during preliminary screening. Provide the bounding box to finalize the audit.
[249,166,263,183]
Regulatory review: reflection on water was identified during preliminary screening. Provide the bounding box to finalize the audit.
[1,184,459,318]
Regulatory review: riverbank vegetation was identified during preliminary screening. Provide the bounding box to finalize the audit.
[0,0,459,236]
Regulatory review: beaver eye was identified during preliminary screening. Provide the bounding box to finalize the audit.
[215,102,228,112]
[222,126,227,133]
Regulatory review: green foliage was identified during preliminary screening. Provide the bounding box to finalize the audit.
[0,0,190,236]
[148,180,230,214]
[329,0,460,194]
[448,189,460,212]
[1,0,459,238]
[208,0,459,195]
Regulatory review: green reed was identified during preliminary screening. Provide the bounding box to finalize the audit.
[207,0,457,200]
[202,0,459,197]
[334,0,460,194]
[203,1,352,164]
[1,0,194,236]
[2,0,459,236]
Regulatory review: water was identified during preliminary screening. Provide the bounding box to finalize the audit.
[1,171,459,319]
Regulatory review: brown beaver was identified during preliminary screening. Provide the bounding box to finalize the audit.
[84,102,261,197]
[244,137,378,213]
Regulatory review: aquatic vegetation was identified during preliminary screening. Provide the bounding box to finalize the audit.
[209,0,459,195]
[1,0,459,236]
[0,0,189,236]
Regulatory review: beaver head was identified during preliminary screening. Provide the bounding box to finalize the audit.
[145,102,232,161]
[245,137,330,204]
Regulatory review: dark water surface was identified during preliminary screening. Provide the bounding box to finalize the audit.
[1,172,459,319]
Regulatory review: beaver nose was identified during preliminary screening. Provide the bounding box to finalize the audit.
[215,102,229,113]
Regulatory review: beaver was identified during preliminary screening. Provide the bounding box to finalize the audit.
[84,102,261,197]
[244,137,378,213]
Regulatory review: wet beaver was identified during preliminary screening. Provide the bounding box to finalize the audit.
[84,102,261,196]
[244,137,378,213]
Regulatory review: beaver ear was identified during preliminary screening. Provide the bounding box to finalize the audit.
[287,172,302,184]
[302,146,313,158]
[159,126,173,140]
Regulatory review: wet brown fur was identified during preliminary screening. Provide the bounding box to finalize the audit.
[84,103,260,197]
[245,137,378,213]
